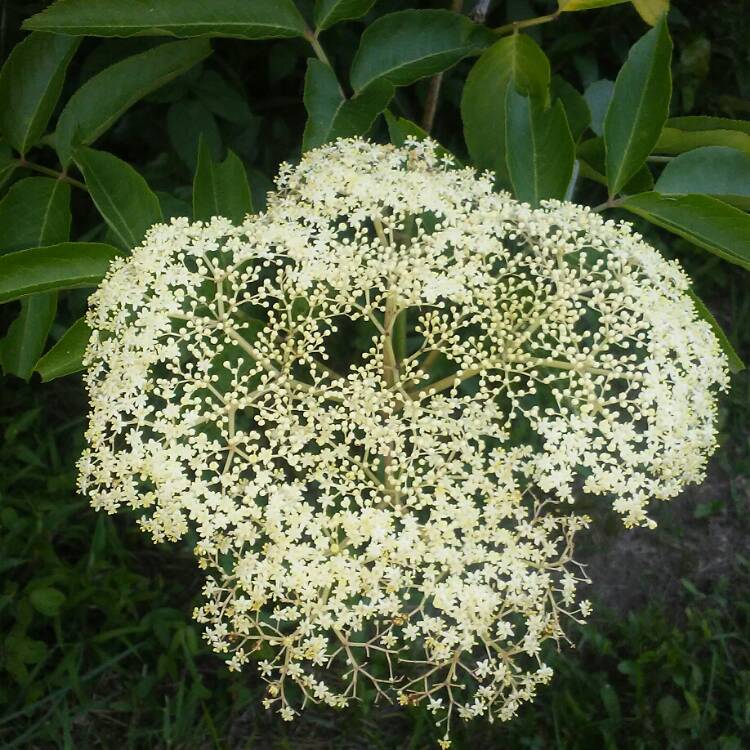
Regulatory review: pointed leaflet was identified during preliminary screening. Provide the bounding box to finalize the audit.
[314,0,377,31]
[158,191,192,221]
[328,81,393,141]
[1,297,57,379]
[167,99,222,171]
[193,138,253,224]
[349,10,489,93]
[655,147,750,210]
[0,243,119,303]
[584,79,614,136]
[577,137,654,193]
[74,147,163,250]
[35,317,91,381]
[603,16,672,196]
[302,59,392,151]
[302,60,343,152]
[0,179,70,378]
[0,178,71,254]
[656,117,750,158]
[505,88,575,206]
[0,178,70,379]
[621,193,750,270]
[384,111,458,162]
[551,76,590,142]
[23,0,306,39]
[384,112,431,145]
[0,33,79,156]
[55,39,211,166]
[461,34,550,184]
[686,290,744,374]
[631,0,669,25]
[667,116,750,135]
[193,70,252,124]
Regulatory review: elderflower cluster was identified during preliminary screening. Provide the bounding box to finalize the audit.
[78,138,728,740]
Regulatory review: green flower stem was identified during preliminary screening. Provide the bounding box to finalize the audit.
[392,309,407,364]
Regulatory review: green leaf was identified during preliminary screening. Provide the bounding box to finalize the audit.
[631,0,669,25]
[0,33,79,156]
[621,192,750,270]
[654,147,750,209]
[578,137,653,192]
[505,89,575,206]
[315,0,377,31]
[687,289,744,374]
[35,317,91,381]
[193,70,252,124]
[349,10,489,93]
[667,116,750,135]
[302,60,343,152]
[551,76,590,142]
[656,117,750,158]
[74,147,163,250]
[24,0,306,39]
[158,191,192,221]
[383,111,458,163]
[559,0,628,10]
[168,99,222,171]
[1,294,57,380]
[461,34,550,184]
[603,16,672,196]
[384,111,430,145]
[55,39,212,165]
[193,139,253,224]
[0,243,119,303]
[0,177,70,379]
[302,59,393,151]
[0,178,71,254]
[29,587,66,617]
[583,79,614,137]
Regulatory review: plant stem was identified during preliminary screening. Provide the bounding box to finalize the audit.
[647,155,674,163]
[305,28,333,69]
[421,72,444,133]
[421,0,464,132]
[304,26,347,98]
[493,9,561,35]
[592,197,626,212]
[15,158,87,191]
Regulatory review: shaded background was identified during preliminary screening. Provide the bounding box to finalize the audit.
[1,0,749,747]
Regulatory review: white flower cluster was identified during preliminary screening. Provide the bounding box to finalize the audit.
[78,138,728,742]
